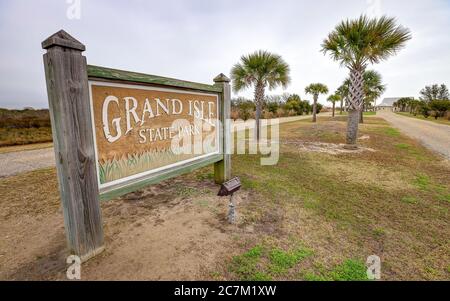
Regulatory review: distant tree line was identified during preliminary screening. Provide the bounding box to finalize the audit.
[393,84,450,120]
[0,108,51,128]
[230,94,323,121]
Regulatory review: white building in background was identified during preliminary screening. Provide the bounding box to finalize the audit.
[376,97,413,112]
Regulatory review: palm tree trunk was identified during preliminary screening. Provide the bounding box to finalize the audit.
[340,99,343,115]
[332,102,335,117]
[359,103,364,124]
[345,67,365,148]
[312,95,318,122]
[254,83,265,141]
[347,110,360,146]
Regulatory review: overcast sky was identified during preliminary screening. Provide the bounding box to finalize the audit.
[0,0,449,109]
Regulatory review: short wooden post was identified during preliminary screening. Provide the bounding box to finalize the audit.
[213,73,232,184]
[42,30,104,261]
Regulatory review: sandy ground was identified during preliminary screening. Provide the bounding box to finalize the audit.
[378,111,450,160]
[0,115,320,178]
[0,172,259,280]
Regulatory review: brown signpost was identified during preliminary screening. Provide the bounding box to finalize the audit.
[42,30,231,261]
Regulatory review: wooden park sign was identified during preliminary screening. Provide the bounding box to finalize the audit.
[42,30,231,261]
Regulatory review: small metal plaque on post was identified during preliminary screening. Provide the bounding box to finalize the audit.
[218,177,241,224]
[218,177,241,197]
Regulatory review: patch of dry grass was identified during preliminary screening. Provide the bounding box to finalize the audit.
[0,142,53,154]
[0,127,53,147]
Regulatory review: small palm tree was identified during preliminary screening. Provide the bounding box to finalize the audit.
[360,70,386,123]
[231,50,291,140]
[305,83,329,122]
[327,94,341,117]
[322,15,411,148]
[336,79,351,114]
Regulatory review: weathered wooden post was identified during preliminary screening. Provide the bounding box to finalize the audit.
[42,30,104,261]
[213,73,232,184]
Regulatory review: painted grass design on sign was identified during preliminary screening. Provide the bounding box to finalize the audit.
[99,149,195,184]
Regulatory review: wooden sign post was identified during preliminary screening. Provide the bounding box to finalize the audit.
[42,30,231,261]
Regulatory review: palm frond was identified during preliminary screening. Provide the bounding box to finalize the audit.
[321,15,411,69]
[230,50,291,93]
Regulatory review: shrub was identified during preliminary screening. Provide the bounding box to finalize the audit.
[0,108,51,128]
[418,103,431,118]
[316,103,324,114]
[266,102,279,114]
[238,101,255,121]
[429,100,450,119]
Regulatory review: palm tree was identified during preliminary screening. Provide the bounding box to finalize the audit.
[305,83,329,122]
[327,94,341,117]
[342,70,385,123]
[360,70,386,123]
[336,79,351,114]
[322,15,411,148]
[231,50,291,140]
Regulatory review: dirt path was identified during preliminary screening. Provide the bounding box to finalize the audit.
[378,111,450,160]
[0,114,322,178]
[0,147,55,178]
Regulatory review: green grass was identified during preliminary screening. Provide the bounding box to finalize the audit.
[329,259,368,281]
[229,244,313,280]
[414,174,431,191]
[268,247,314,275]
[383,127,401,137]
[229,245,267,281]
[395,143,411,150]
[396,112,450,126]
[302,260,369,281]
[401,196,420,204]
[339,111,377,116]
[363,111,377,116]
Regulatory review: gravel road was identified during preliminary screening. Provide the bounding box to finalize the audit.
[378,111,450,160]
[0,147,55,178]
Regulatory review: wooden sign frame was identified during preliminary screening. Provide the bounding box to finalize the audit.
[42,30,231,261]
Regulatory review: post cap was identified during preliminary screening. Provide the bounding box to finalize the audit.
[213,73,231,83]
[42,30,86,51]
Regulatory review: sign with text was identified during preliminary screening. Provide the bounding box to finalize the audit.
[89,82,220,190]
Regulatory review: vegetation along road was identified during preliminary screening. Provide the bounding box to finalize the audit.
[0,114,324,178]
[378,111,450,160]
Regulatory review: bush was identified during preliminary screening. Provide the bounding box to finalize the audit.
[265,102,279,114]
[0,108,51,128]
[418,103,431,118]
[238,101,255,121]
[316,103,324,114]
[429,100,450,119]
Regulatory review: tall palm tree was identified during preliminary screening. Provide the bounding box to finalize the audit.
[305,83,329,122]
[322,15,411,148]
[231,50,291,140]
[327,94,341,117]
[360,70,386,123]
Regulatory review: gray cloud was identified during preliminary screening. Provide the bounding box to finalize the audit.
[0,0,449,109]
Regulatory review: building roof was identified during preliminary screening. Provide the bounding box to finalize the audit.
[376,97,413,107]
